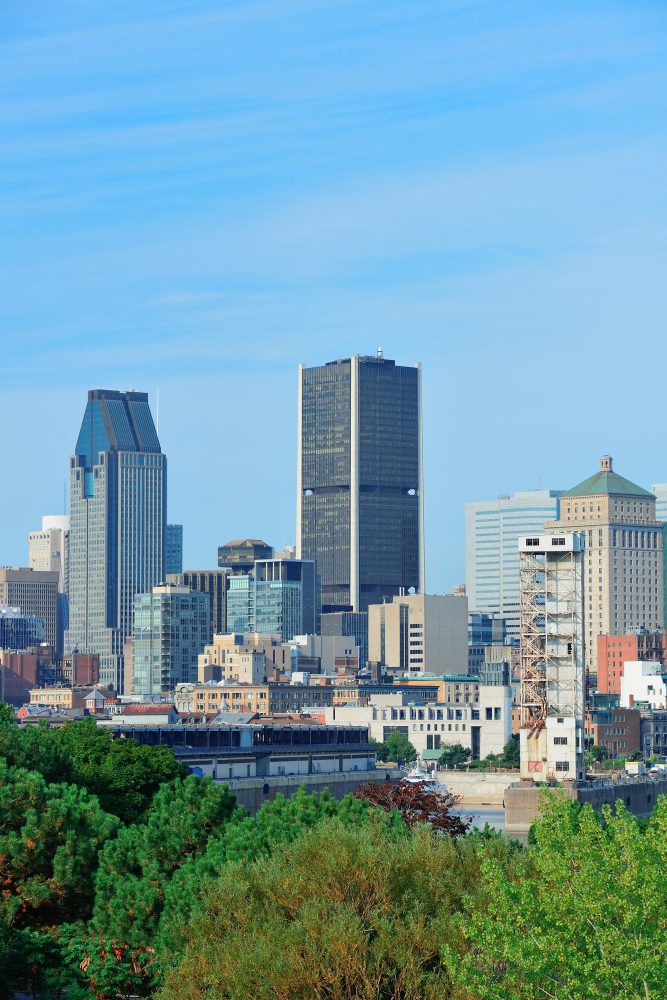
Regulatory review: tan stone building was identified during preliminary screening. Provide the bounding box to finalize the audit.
[547,456,663,679]
[368,593,468,676]
[174,681,334,715]
[197,633,293,684]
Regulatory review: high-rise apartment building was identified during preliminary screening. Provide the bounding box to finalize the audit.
[131,584,210,696]
[165,524,183,575]
[28,515,69,592]
[548,457,663,680]
[0,568,60,651]
[166,570,228,638]
[297,353,423,614]
[465,490,562,641]
[66,390,166,691]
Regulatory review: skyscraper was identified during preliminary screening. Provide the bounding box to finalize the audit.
[0,568,60,651]
[548,456,663,680]
[66,390,166,691]
[465,489,563,641]
[28,515,69,592]
[297,353,423,613]
[165,524,183,575]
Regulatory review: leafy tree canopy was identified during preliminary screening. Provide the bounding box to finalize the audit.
[375,731,417,763]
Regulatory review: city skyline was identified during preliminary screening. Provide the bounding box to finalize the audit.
[2,2,667,590]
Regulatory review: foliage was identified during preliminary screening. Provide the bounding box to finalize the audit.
[374,731,417,763]
[443,791,667,1000]
[354,777,471,835]
[157,816,514,1000]
[61,930,160,999]
[0,711,186,824]
[0,759,118,930]
[438,743,471,768]
[627,749,644,762]
[586,742,609,767]
[91,776,237,944]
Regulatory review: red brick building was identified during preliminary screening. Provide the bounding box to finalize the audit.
[585,706,641,757]
[597,630,666,694]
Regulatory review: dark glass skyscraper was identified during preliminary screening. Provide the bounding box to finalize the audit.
[297,353,424,613]
[66,390,166,691]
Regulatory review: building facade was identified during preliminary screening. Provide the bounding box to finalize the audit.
[254,558,317,641]
[66,390,166,691]
[131,584,210,695]
[368,593,468,676]
[165,524,183,575]
[465,490,562,641]
[174,681,335,715]
[597,630,666,695]
[297,353,423,613]
[28,515,69,592]
[548,457,663,680]
[167,570,229,639]
[0,568,60,651]
[321,611,369,669]
[0,605,45,650]
[519,533,585,783]
[218,539,273,573]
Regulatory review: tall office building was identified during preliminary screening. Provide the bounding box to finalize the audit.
[651,485,667,626]
[0,568,60,651]
[165,524,183,575]
[254,558,317,642]
[368,592,469,677]
[0,606,45,650]
[297,353,423,613]
[167,570,228,639]
[218,539,273,573]
[28,515,69,592]
[548,457,663,680]
[224,559,318,642]
[131,584,210,695]
[66,390,166,691]
[465,489,563,641]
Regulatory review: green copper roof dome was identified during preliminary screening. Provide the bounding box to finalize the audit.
[563,456,653,498]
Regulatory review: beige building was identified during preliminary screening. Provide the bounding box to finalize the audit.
[198,633,292,685]
[0,567,60,650]
[368,593,468,676]
[174,681,334,715]
[547,456,663,679]
[28,516,69,592]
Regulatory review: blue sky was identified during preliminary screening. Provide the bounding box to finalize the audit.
[1,0,666,589]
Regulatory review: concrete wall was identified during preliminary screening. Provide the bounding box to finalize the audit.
[435,770,516,805]
[505,777,667,839]
[214,768,396,815]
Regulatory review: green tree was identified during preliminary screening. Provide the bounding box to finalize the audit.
[354,777,470,835]
[91,776,237,944]
[0,760,118,930]
[56,719,187,823]
[499,734,520,768]
[438,743,470,768]
[157,816,514,1000]
[375,731,417,763]
[444,792,667,999]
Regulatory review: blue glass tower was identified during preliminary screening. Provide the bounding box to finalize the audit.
[66,390,166,691]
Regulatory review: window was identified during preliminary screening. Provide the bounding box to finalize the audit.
[485,707,493,720]
[526,537,539,546]
[553,736,568,745]
[555,761,570,772]
[551,537,566,547]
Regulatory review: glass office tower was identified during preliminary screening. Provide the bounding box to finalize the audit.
[66,390,166,691]
[132,584,209,695]
[165,524,183,575]
[297,353,423,613]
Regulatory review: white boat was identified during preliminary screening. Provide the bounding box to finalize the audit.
[403,762,447,793]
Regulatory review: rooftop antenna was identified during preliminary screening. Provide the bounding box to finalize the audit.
[156,389,160,436]
[377,345,383,359]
